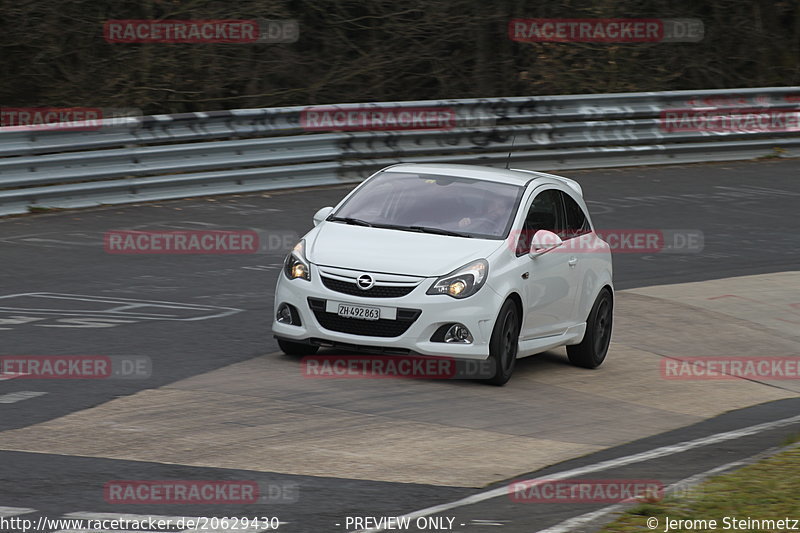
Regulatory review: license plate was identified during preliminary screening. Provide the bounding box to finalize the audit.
[337,303,380,321]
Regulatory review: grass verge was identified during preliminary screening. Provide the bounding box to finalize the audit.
[600,444,800,532]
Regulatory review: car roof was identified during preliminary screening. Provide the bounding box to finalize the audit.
[385,163,562,188]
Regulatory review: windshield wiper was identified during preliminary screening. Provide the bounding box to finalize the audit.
[329,218,472,237]
[327,216,373,227]
[372,223,473,238]
[407,225,473,238]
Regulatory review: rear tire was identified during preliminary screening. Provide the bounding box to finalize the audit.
[485,299,520,386]
[278,338,319,356]
[567,289,612,369]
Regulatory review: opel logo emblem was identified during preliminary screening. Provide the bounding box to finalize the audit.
[357,274,375,290]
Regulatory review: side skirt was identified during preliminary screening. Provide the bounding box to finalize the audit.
[517,322,587,358]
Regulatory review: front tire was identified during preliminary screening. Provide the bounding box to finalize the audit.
[485,299,520,386]
[277,338,319,356]
[567,288,612,369]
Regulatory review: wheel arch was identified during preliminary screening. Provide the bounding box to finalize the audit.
[600,283,614,301]
[506,291,524,327]
[578,267,613,321]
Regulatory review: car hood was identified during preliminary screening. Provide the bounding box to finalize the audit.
[306,222,505,277]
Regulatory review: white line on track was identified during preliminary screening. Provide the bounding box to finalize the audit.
[0,391,47,404]
[0,506,36,517]
[469,518,511,527]
[65,512,205,522]
[534,456,755,533]
[357,413,800,532]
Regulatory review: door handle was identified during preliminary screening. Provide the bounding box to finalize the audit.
[568,257,578,267]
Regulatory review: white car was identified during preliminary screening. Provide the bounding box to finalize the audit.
[272,163,613,385]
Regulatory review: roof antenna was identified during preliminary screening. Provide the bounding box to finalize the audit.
[505,134,517,170]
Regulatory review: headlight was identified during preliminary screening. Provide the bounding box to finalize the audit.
[284,240,310,281]
[426,259,488,299]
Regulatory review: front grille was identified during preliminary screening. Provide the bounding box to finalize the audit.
[321,276,416,298]
[308,297,421,338]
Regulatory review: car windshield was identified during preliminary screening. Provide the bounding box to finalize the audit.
[330,172,523,239]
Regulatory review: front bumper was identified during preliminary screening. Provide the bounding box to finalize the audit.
[272,265,503,360]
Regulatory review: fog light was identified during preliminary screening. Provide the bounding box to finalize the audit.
[444,323,473,344]
[276,303,293,324]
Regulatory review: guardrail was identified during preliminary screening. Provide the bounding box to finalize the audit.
[1,86,799,215]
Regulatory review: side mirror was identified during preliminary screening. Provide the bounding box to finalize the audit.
[313,206,334,226]
[529,229,563,257]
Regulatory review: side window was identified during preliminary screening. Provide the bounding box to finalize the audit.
[559,192,590,240]
[515,189,562,256]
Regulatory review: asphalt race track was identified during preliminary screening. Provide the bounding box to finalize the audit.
[1,159,799,533]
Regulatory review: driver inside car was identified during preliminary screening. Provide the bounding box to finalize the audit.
[458,196,507,231]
